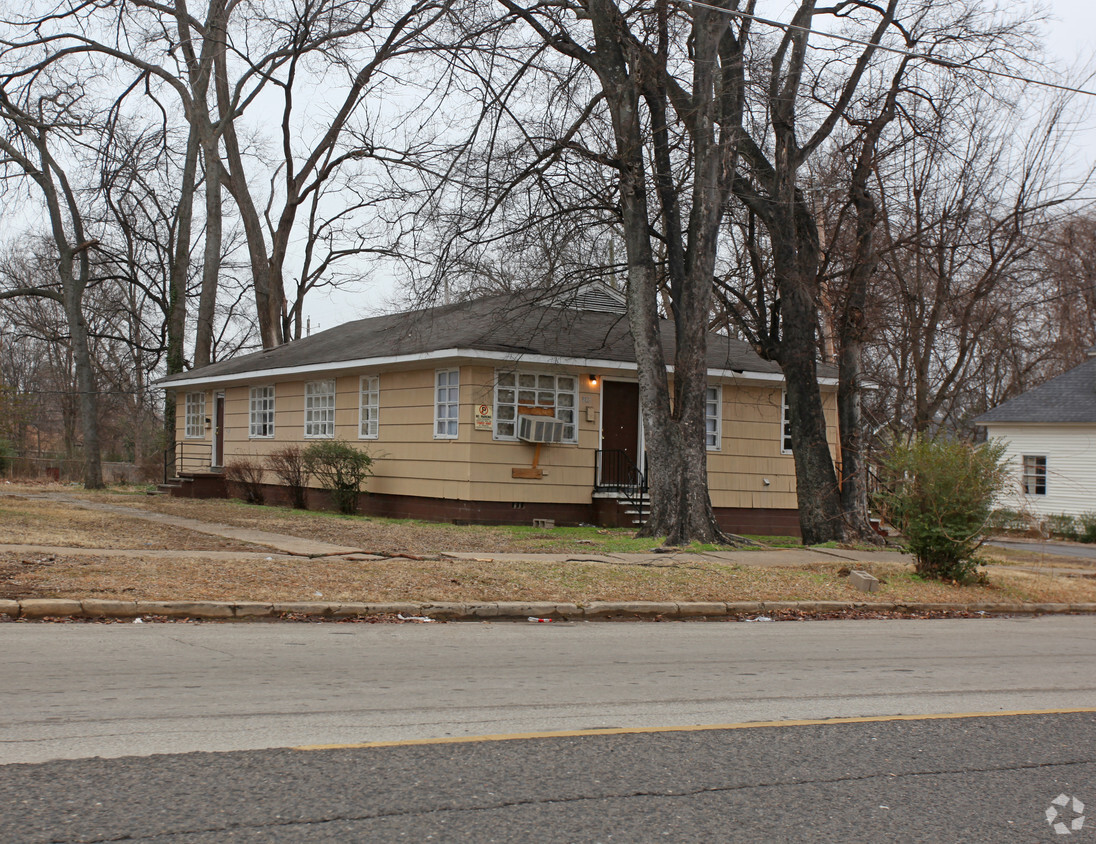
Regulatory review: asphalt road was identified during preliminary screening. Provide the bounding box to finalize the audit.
[988,538,1096,560]
[1,712,1093,842]
[2,616,1095,765]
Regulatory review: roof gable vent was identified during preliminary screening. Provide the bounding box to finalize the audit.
[544,282,626,314]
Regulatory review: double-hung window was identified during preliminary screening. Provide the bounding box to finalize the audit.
[359,376,379,439]
[705,386,721,450]
[1022,455,1047,495]
[435,369,459,438]
[304,380,336,438]
[780,391,793,454]
[184,392,206,439]
[494,371,577,443]
[249,386,275,438]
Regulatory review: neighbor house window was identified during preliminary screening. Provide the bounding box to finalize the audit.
[184,392,206,439]
[1022,455,1047,495]
[493,370,577,443]
[248,386,275,438]
[781,391,793,454]
[304,379,336,438]
[359,375,379,439]
[706,386,721,450]
[435,369,459,438]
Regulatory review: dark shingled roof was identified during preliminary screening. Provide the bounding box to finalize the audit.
[974,356,1096,425]
[160,291,808,385]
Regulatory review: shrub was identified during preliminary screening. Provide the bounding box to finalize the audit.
[224,457,266,504]
[1079,512,1096,544]
[267,446,309,510]
[986,508,1027,533]
[872,435,1009,582]
[1044,513,1079,541]
[303,440,373,515]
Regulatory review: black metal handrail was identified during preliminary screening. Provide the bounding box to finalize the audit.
[595,449,649,523]
[163,441,214,484]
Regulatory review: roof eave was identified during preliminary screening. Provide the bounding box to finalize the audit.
[155,347,805,389]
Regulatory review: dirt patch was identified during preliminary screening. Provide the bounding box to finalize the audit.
[0,494,275,553]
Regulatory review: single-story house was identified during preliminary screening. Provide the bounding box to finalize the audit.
[157,284,838,535]
[974,349,1096,519]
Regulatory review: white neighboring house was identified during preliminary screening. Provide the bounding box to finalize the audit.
[974,351,1096,518]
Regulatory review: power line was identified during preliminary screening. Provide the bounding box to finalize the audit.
[682,0,1096,99]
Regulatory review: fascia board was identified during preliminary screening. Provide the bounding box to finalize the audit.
[156,348,817,390]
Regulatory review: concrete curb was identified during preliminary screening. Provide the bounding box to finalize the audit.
[2,598,1096,622]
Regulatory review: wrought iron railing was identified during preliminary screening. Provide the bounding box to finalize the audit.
[595,449,649,523]
[163,441,214,483]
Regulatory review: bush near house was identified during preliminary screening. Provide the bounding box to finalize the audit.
[224,457,266,505]
[267,446,309,510]
[1079,513,1096,544]
[1044,513,1079,541]
[873,435,1008,582]
[303,440,373,515]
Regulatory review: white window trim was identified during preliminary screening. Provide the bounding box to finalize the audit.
[184,392,206,439]
[705,384,721,451]
[359,375,379,440]
[492,369,579,444]
[781,390,793,455]
[303,379,336,439]
[434,368,460,440]
[248,385,276,439]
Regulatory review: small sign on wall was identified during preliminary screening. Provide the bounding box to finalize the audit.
[474,403,493,430]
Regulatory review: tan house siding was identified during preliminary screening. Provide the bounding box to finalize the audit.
[466,365,599,505]
[708,385,838,510]
[173,365,839,517]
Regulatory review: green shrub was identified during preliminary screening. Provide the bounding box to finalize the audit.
[872,435,1009,582]
[0,438,13,475]
[224,457,265,504]
[1079,512,1096,544]
[1044,513,1079,541]
[986,508,1026,533]
[267,446,309,510]
[303,440,373,515]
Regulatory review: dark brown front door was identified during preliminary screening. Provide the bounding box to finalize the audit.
[213,393,225,468]
[600,381,640,485]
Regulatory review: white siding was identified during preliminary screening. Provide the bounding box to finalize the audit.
[986,424,1096,518]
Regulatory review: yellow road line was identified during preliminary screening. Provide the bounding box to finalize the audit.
[293,706,1096,752]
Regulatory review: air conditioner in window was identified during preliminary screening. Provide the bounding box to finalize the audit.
[517,414,566,444]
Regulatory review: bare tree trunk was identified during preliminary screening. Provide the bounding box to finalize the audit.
[193,136,222,367]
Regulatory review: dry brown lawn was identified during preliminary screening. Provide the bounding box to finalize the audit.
[2,483,1094,607]
[70,489,654,554]
[0,493,269,552]
[3,550,1094,606]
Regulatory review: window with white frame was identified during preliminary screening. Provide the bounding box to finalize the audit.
[493,371,577,443]
[184,392,206,439]
[1022,455,1047,495]
[705,386,721,450]
[249,386,275,438]
[304,379,336,438]
[781,391,793,454]
[435,369,459,438]
[359,375,379,439]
